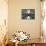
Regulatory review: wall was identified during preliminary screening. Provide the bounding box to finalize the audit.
[8,0,41,39]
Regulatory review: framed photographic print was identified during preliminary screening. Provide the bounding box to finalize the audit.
[21,9,35,20]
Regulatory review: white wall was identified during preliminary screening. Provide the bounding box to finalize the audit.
[8,0,41,39]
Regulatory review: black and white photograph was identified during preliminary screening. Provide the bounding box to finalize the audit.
[21,9,35,20]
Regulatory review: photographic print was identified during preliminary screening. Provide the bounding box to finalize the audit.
[21,9,35,20]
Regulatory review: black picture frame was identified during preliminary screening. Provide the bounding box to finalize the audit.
[21,9,35,20]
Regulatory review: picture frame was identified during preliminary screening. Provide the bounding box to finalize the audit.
[21,9,35,20]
